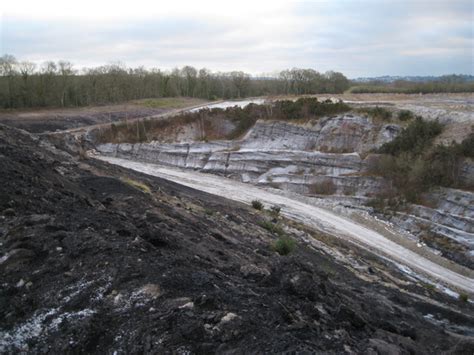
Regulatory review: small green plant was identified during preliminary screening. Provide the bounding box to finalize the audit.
[204,209,214,216]
[274,236,296,255]
[357,106,392,121]
[252,200,264,210]
[269,205,281,216]
[121,177,151,194]
[423,283,435,291]
[398,110,414,121]
[259,220,285,236]
[459,293,469,302]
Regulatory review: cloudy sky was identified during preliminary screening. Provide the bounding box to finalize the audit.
[1,0,472,77]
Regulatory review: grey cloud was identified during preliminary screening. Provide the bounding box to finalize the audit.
[1,0,472,77]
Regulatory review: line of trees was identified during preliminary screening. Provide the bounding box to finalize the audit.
[350,76,474,94]
[0,54,350,109]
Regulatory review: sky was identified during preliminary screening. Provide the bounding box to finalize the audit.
[0,0,473,77]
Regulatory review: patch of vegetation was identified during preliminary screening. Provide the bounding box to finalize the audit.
[308,179,337,195]
[96,98,352,144]
[365,185,403,214]
[397,110,414,121]
[371,122,474,203]
[252,200,264,210]
[349,76,474,94]
[357,106,392,121]
[272,97,351,120]
[342,186,356,196]
[423,283,436,291]
[273,236,296,256]
[121,178,151,194]
[378,117,443,155]
[458,131,474,157]
[204,209,214,216]
[137,97,205,109]
[259,220,285,236]
[269,205,281,216]
[459,293,469,302]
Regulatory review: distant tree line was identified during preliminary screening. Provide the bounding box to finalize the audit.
[0,54,350,109]
[350,76,474,94]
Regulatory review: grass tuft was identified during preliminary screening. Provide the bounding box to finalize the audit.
[273,236,296,255]
[459,293,469,302]
[121,177,151,194]
[259,220,285,236]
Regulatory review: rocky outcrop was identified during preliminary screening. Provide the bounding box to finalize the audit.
[240,116,400,153]
[96,115,396,198]
[384,188,474,268]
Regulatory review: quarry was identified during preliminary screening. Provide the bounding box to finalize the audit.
[1,93,473,353]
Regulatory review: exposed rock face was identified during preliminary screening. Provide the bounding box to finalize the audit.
[240,116,400,153]
[387,188,474,268]
[96,115,394,198]
[95,115,474,266]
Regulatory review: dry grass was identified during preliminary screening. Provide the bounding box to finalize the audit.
[308,179,337,195]
[133,97,208,109]
[121,177,152,194]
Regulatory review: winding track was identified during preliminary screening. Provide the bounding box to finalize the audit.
[96,156,474,295]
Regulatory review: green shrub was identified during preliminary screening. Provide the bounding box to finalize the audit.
[459,293,469,302]
[424,283,435,291]
[357,106,392,121]
[273,97,350,120]
[269,205,281,216]
[459,132,474,157]
[259,220,285,236]
[371,122,474,202]
[378,117,443,156]
[252,200,264,210]
[398,110,414,121]
[273,236,296,255]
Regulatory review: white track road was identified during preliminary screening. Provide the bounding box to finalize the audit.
[96,156,474,294]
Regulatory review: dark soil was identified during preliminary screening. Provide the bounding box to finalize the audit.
[0,108,167,133]
[0,124,473,354]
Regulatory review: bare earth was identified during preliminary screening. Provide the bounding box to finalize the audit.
[0,97,209,133]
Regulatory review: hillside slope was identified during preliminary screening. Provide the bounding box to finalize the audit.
[1,124,473,353]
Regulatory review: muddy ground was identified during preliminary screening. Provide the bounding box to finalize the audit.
[1,124,473,353]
